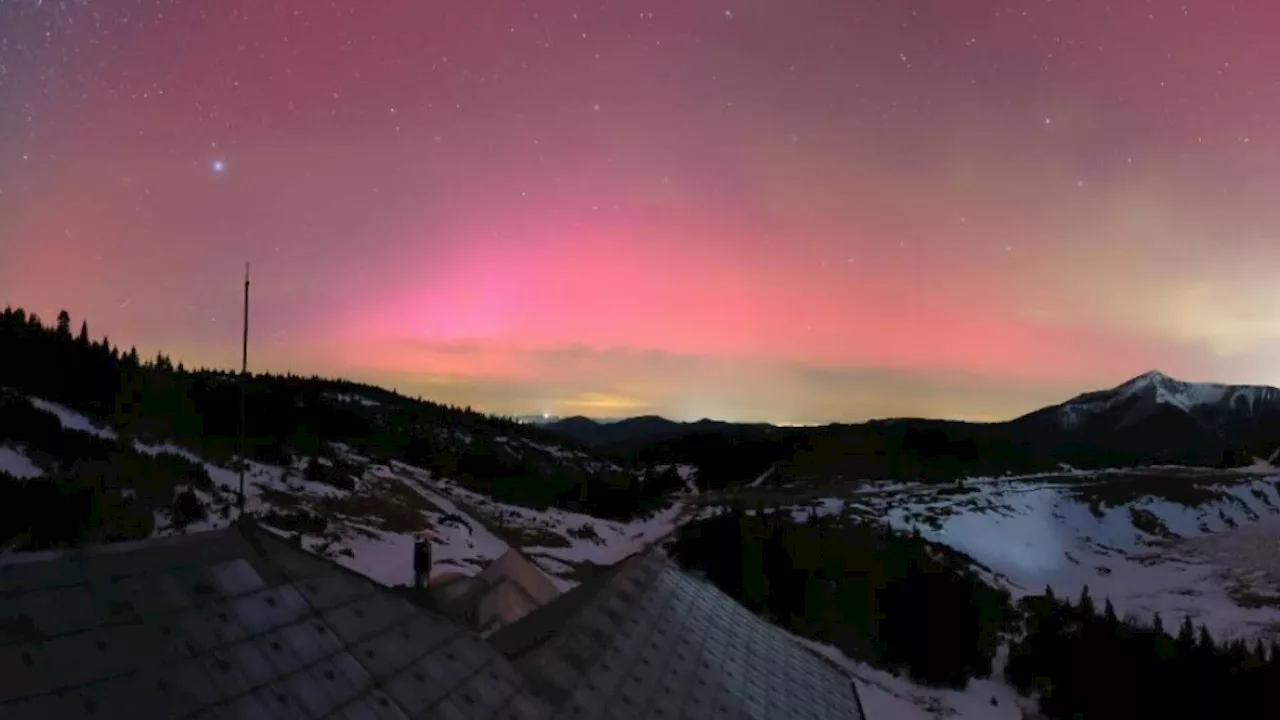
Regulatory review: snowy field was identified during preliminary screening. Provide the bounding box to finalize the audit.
[735,468,1280,642]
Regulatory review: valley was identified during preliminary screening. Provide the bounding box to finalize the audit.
[14,384,1280,716]
[696,467,1280,641]
[9,308,1280,717]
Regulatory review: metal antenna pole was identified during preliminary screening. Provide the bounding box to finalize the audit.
[238,263,250,520]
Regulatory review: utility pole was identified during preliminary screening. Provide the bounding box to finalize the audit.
[238,263,250,519]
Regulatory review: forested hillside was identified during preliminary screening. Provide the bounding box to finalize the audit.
[1007,587,1280,718]
[670,500,1280,717]
[0,307,686,552]
[668,503,1015,689]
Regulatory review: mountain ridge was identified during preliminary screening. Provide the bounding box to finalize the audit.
[546,370,1280,439]
[539,371,1280,487]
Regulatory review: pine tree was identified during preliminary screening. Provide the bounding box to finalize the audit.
[1229,637,1248,666]
[77,321,89,345]
[1078,585,1095,619]
[1103,598,1118,626]
[1177,615,1196,654]
[1197,624,1215,654]
[55,310,72,339]
[1152,612,1165,635]
[1251,638,1268,669]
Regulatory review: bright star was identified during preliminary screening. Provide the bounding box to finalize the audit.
[211,159,227,174]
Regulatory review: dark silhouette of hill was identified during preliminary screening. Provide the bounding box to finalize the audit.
[546,414,686,446]
[547,414,776,450]
[0,306,682,532]
[10,303,1280,495]
[547,371,1280,487]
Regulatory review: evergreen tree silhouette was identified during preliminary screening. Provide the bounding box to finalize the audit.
[1197,624,1215,654]
[1177,615,1196,653]
[1077,585,1095,619]
[55,310,72,339]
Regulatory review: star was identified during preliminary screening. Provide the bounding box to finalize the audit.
[211,159,227,174]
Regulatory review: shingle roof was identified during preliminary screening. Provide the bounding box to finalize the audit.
[0,521,554,720]
[432,548,563,637]
[0,521,866,720]
[490,553,865,720]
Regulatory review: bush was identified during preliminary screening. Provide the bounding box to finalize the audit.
[99,491,155,542]
[259,508,327,535]
[304,457,357,492]
[171,488,207,527]
[568,522,600,541]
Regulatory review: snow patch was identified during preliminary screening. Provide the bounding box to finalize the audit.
[655,464,701,494]
[427,475,685,572]
[328,393,380,407]
[133,441,203,464]
[0,445,42,479]
[791,636,1030,719]
[28,398,117,439]
[747,466,776,488]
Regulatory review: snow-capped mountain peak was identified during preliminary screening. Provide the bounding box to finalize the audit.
[1114,370,1229,410]
[1054,371,1280,429]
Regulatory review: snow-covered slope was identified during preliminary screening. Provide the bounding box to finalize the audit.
[731,467,1280,642]
[16,398,692,592]
[688,467,1280,717]
[0,445,42,479]
[798,638,1033,720]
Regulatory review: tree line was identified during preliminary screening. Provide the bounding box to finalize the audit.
[0,306,680,523]
[670,501,1280,717]
[1007,585,1280,718]
[669,503,1014,688]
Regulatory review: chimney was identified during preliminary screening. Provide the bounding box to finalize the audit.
[413,532,434,590]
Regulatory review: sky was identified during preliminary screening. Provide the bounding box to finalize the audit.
[3,0,1280,424]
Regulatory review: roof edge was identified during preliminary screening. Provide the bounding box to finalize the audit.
[0,524,241,568]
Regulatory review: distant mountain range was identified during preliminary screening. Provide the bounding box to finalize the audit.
[544,371,1280,487]
[544,414,775,447]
